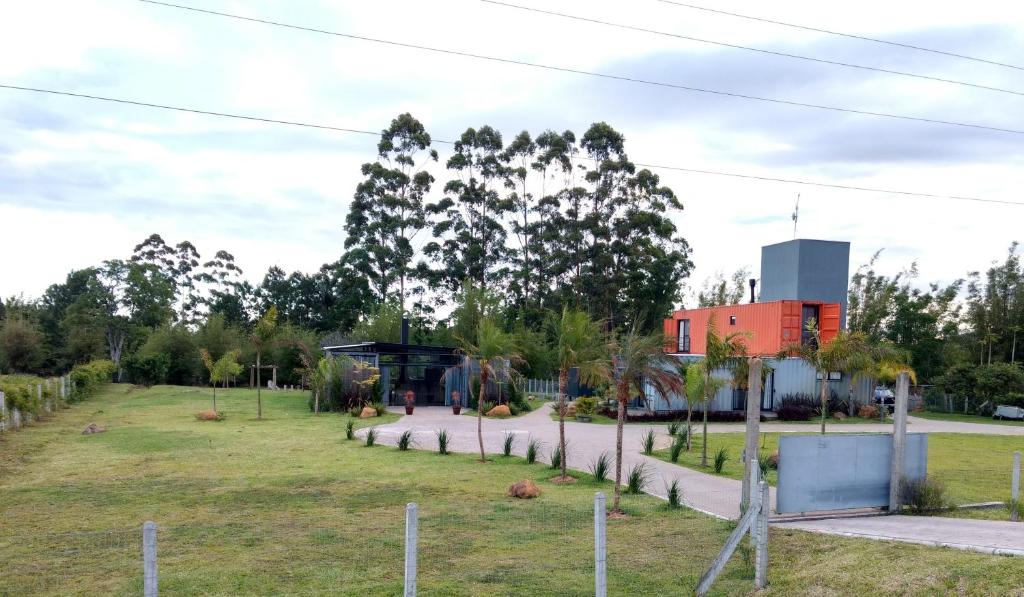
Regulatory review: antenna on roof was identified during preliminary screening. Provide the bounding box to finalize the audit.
[791,193,800,239]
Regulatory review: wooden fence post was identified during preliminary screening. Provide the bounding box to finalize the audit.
[888,372,909,512]
[755,481,769,589]
[143,521,158,597]
[1011,452,1019,524]
[594,492,607,597]
[742,358,763,511]
[404,503,418,597]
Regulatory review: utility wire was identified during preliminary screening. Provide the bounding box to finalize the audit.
[482,0,1024,97]
[2,83,1019,206]
[136,0,1024,136]
[657,0,1024,72]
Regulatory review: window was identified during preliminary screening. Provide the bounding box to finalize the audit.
[729,315,737,326]
[815,371,843,381]
[677,319,691,353]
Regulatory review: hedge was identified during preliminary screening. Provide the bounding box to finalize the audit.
[596,407,753,423]
[68,360,116,403]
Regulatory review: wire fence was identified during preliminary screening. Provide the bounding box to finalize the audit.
[928,449,1022,510]
[0,495,762,596]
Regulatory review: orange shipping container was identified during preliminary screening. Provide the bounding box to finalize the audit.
[663,300,840,356]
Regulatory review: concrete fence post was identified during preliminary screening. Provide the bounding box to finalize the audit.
[748,463,760,539]
[1011,452,1019,524]
[143,521,158,597]
[594,492,607,597]
[404,503,418,597]
[754,481,769,589]
[12,407,21,429]
[888,372,910,512]
[0,391,6,433]
[742,358,763,511]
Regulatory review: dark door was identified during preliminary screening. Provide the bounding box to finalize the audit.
[801,305,820,346]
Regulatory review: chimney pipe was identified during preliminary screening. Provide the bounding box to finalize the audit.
[401,317,410,345]
[749,278,757,304]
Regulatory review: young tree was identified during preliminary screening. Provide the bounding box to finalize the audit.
[683,362,704,451]
[458,318,520,462]
[551,307,611,480]
[250,306,279,419]
[610,327,683,512]
[199,348,241,412]
[700,316,747,465]
[345,114,438,312]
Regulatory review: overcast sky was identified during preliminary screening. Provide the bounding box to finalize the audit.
[2,0,1023,307]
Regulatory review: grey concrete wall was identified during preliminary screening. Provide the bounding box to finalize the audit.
[759,239,851,326]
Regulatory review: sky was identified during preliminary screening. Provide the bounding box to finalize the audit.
[1,0,1023,307]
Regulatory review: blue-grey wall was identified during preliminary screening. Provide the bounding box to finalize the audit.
[759,238,851,326]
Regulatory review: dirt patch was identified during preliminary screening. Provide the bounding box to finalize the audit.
[549,475,578,485]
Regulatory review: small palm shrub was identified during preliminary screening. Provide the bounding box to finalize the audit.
[642,429,656,455]
[345,419,355,440]
[436,429,450,455]
[900,476,951,513]
[550,441,567,470]
[502,432,515,457]
[667,420,681,436]
[589,451,611,482]
[669,435,685,463]
[666,479,682,509]
[526,438,540,464]
[713,447,728,473]
[365,427,377,447]
[371,401,387,416]
[397,430,413,451]
[627,463,651,494]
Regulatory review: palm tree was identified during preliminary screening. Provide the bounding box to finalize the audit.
[458,318,521,462]
[682,362,702,451]
[700,316,747,466]
[551,307,612,480]
[610,326,683,512]
[250,306,279,420]
[778,318,904,433]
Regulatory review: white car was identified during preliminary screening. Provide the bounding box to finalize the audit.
[993,405,1024,421]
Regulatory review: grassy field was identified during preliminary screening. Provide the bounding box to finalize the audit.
[913,410,1024,427]
[2,385,1023,595]
[652,431,1024,506]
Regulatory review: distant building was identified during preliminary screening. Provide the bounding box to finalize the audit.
[652,238,869,413]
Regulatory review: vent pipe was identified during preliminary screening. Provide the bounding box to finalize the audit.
[749,278,757,304]
[401,317,410,345]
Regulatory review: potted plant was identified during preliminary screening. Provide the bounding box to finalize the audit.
[451,390,462,415]
[575,395,597,423]
[404,390,415,415]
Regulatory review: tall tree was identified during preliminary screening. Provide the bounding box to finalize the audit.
[610,327,683,512]
[696,268,751,307]
[345,113,437,312]
[551,307,611,480]
[502,131,538,320]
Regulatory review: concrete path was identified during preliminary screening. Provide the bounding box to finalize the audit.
[362,403,1024,556]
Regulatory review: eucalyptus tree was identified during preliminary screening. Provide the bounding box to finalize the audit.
[130,233,203,324]
[424,125,510,294]
[551,307,611,480]
[610,326,683,512]
[502,131,538,319]
[458,318,521,462]
[345,113,438,312]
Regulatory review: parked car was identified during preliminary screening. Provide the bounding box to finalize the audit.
[873,386,895,413]
[994,404,1024,421]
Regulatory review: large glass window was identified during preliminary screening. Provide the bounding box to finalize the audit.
[677,319,691,353]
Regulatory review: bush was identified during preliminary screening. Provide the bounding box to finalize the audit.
[397,430,413,451]
[626,463,650,494]
[436,429,450,455]
[713,447,729,474]
[550,442,566,470]
[589,452,611,482]
[526,438,540,464]
[371,401,387,416]
[998,392,1024,408]
[757,450,776,476]
[68,360,116,402]
[669,435,685,463]
[776,395,815,421]
[345,419,355,440]
[575,395,597,417]
[900,476,951,514]
[596,407,751,423]
[123,353,170,387]
[642,429,656,455]
[364,427,377,447]
[666,479,682,509]
[502,432,515,457]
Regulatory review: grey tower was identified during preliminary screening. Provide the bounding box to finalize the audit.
[759,239,850,327]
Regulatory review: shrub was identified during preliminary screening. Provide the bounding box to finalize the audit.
[575,395,597,416]
[642,429,656,455]
[0,376,44,416]
[757,450,777,477]
[596,408,751,423]
[999,392,1024,408]
[776,395,815,421]
[194,410,225,421]
[481,401,496,415]
[900,476,951,514]
[669,435,685,463]
[858,404,880,419]
[502,432,515,457]
[526,438,540,464]
[68,360,116,403]
[550,441,567,470]
[589,452,611,482]
[348,406,362,417]
[364,427,377,447]
[345,419,355,441]
[713,447,729,474]
[627,463,650,494]
[667,420,681,436]
[436,429,450,455]
[397,430,413,451]
[666,479,682,509]
[371,401,387,416]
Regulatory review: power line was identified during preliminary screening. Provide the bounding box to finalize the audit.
[481,0,1024,98]
[136,0,1024,136]
[657,0,1024,72]
[2,83,1019,207]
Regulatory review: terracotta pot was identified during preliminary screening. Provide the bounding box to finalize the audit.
[452,404,462,415]
[405,405,414,415]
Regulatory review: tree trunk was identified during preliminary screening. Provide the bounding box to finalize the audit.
[685,406,693,451]
[257,351,263,419]
[477,366,488,462]
[558,368,569,479]
[613,380,628,513]
[819,370,829,434]
[701,404,709,467]
[314,390,320,415]
[212,384,217,412]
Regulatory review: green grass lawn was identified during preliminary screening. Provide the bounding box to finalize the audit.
[2,385,1023,595]
[652,431,1024,506]
[912,410,1024,427]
